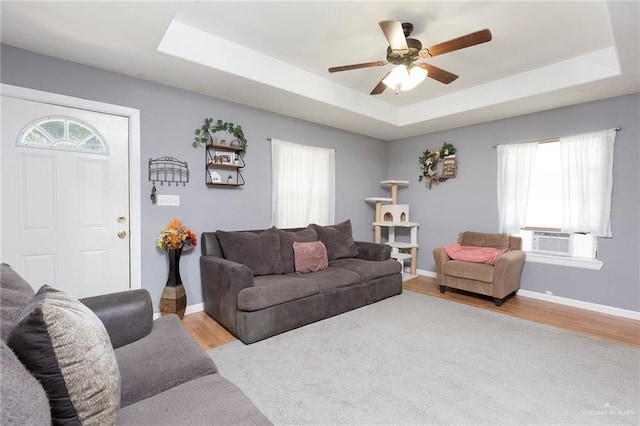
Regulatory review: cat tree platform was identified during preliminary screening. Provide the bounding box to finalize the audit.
[366,180,418,278]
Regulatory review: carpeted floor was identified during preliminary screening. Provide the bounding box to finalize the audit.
[209,290,639,425]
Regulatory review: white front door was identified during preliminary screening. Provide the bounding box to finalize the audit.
[1,95,132,298]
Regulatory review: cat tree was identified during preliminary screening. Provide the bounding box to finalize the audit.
[365,180,419,277]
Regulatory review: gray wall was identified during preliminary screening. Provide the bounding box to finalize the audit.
[0,45,389,310]
[387,94,640,312]
[3,45,638,313]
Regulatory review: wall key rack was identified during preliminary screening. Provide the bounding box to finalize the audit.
[149,156,190,186]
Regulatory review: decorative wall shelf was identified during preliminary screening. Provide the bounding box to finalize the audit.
[205,143,245,187]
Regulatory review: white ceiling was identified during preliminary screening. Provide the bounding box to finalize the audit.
[1,1,638,141]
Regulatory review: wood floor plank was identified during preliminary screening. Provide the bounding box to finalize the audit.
[184,276,639,350]
[181,311,236,350]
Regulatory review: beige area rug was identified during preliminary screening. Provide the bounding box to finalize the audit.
[209,290,639,425]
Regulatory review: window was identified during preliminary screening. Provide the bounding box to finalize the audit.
[497,129,616,264]
[525,142,562,228]
[271,139,335,228]
[18,116,108,155]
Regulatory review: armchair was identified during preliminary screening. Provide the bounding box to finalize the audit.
[433,231,526,306]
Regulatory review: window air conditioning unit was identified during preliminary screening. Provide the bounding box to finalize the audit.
[531,231,572,256]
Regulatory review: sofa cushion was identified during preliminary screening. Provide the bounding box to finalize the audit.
[329,258,402,282]
[294,241,329,274]
[278,226,318,273]
[115,314,218,407]
[238,275,319,311]
[458,231,510,249]
[0,263,36,342]
[1,340,51,425]
[119,374,271,425]
[307,267,361,292]
[443,260,494,283]
[217,227,284,276]
[7,285,120,425]
[312,220,359,261]
[354,241,392,261]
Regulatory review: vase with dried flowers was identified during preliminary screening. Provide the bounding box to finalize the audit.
[157,219,197,319]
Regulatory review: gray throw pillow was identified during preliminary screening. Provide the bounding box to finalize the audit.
[0,263,36,341]
[1,340,51,425]
[277,226,318,274]
[217,227,284,276]
[312,220,359,261]
[8,285,121,425]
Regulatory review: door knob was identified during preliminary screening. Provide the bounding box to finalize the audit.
[117,230,127,239]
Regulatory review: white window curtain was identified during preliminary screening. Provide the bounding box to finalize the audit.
[271,138,335,228]
[496,142,537,234]
[559,129,616,237]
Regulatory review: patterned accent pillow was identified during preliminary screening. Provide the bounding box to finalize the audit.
[7,285,120,425]
[293,241,329,274]
[312,220,359,261]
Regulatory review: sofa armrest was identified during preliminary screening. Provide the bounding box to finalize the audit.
[432,247,451,285]
[200,256,254,337]
[355,241,391,261]
[492,250,526,298]
[81,289,153,349]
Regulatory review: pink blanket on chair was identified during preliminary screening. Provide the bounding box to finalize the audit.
[443,244,510,265]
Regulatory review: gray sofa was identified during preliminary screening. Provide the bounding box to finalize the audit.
[0,263,270,425]
[200,220,403,344]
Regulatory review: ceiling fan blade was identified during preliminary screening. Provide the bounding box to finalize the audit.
[416,63,458,84]
[378,20,408,52]
[423,29,492,58]
[328,61,388,73]
[370,71,391,95]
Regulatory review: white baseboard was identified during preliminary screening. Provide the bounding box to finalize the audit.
[516,289,640,321]
[185,302,204,315]
[416,269,436,278]
[153,302,204,320]
[415,270,639,321]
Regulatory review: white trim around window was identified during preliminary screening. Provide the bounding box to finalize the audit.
[525,253,603,270]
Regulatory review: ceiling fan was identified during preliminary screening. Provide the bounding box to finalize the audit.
[328,21,492,95]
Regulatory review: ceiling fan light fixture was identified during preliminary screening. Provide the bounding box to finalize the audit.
[329,23,491,95]
[382,65,409,90]
[401,66,428,91]
[382,65,428,92]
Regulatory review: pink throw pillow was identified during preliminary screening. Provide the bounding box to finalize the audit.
[293,241,328,274]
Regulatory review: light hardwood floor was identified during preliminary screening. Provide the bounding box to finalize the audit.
[183,275,639,350]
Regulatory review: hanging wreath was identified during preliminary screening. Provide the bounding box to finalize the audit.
[193,118,247,152]
[418,142,457,189]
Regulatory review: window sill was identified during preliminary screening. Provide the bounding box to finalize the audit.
[525,253,603,270]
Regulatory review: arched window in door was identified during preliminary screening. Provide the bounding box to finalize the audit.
[17,116,109,155]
